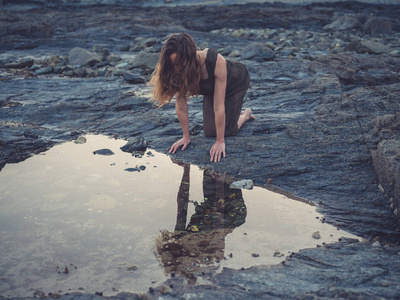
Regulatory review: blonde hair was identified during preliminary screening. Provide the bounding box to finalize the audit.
[148,33,201,106]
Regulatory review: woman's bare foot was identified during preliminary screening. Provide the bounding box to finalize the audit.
[238,108,255,129]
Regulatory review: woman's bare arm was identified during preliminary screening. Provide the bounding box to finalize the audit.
[169,93,191,154]
[209,53,227,162]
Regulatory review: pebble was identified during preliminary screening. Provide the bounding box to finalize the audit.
[92,149,115,155]
[124,71,146,84]
[372,241,381,247]
[74,136,87,144]
[34,66,53,75]
[124,168,140,172]
[126,265,138,271]
[273,250,285,257]
[312,231,321,239]
[30,64,41,71]
[160,285,172,294]
[229,179,254,190]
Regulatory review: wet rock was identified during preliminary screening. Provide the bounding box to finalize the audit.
[71,68,88,77]
[126,264,138,271]
[93,149,115,155]
[3,57,34,69]
[363,17,393,36]
[390,49,400,57]
[160,284,172,295]
[74,136,87,144]
[131,51,159,70]
[112,69,125,76]
[312,231,321,239]
[242,42,274,61]
[132,37,158,51]
[92,45,110,57]
[53,66,63,73]
[115,62,128,69]
[124,71,146,84]
[34,66,53,75]
[1,1,400,299]
[273,250,285,257]
[0,17,54,41]
[124,168,140,172]
[68,47,102,67]
[345,40,392,54]
[323,16,361,31]
[372,241,381,247]
[33,290,46,298]
[107,54,122,63]
[228,50,241,58]
[229,180,254,190]
[120,136,147,153]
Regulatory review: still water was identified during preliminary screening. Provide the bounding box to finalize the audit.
[0,135,359,297]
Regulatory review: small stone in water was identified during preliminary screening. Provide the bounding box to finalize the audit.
[74,136,87,144]
[124,168,140,172]
[372,241,381,247]
[229,179,254,190]
[160,285,172,295]
[273,250,285,257]
[126,265,138,271]
[312,231,321,239]
[93,149,115,156]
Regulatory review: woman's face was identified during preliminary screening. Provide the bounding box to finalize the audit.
[169,53,178,65]
[169,52,187,73]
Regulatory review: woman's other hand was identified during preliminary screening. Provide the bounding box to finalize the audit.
[169,137,191,154]
[210,141,225,162]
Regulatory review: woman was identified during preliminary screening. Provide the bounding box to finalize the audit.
[149,32,254,162]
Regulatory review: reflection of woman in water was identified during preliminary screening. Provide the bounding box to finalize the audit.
[155,160,247,283]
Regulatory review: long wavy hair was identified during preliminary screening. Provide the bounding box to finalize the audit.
[149,33,201,106]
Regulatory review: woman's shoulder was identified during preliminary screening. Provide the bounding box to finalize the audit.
[197,48,209,61]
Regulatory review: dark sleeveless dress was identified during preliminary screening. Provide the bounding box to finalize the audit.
[199,49,250,137]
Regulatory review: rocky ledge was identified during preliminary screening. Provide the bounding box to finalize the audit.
[0,0,400,299]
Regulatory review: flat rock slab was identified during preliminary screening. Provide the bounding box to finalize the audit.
[0,1,400,299]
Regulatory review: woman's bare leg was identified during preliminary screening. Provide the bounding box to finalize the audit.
[237,108,255,129]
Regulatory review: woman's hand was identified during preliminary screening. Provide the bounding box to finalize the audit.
[210,141,225,162]
[169,136,191,154]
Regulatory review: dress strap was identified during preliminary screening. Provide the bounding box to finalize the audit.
[205,48,218,80]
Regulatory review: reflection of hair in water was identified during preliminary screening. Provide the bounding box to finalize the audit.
[155,167,247,283]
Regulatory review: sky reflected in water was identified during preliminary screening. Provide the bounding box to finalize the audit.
[0,135,359,297]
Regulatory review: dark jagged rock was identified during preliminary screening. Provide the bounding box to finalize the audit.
[131,51,159,70]
[124,71,146,84]
[68,47,102,67]
[93,148,115,155]
[242,42,275,61]
[120,136,147,153]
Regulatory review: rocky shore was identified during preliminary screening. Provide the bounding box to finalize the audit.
[1,0,400,299]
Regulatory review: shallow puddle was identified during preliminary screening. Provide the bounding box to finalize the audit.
[0,135,359,297]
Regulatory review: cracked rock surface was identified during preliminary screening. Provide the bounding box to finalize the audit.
[0,0,400,299]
